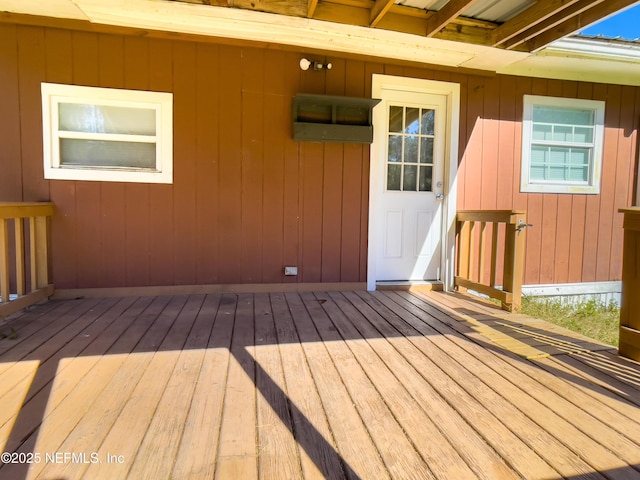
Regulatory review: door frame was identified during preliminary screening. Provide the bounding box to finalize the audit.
[367,74,460,291]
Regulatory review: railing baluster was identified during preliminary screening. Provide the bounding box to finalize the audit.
[35,216,49,289]
[458,220,471,283]
[478,222,486,285]
[14,218,25,296]
[0,219,9,303]
[29,216,37,291]
[490,222,499,287]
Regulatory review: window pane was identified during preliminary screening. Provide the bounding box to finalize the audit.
[389,106,403,132]
[388,135,402,162]
[573,127,593,143]
[403,165,417,191]
[530,164,546,180]
[530,146,548,180]
[405,108,420,134]
[420,137,433,164]
[533,106,593,126]
[570,148,589,166]
[59,104,156,135]
[404,136,418,163]
[549,147,569,165]
[387,164,401,190]
[552,125,572,142]
[420,109,435,135]
[60,139,156,169]
[532,123,552,141]
[419,166,432,191]
[568,166,588,182]
[549,166,567,181]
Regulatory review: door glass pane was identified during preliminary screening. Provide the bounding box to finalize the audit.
[403,165,417,191]
[405,108,420,134]
[59,104,156,135]
[387,164,401,190]
[421,109,435,135]
[419,166,432,191]
[420,137,433,164]
[404,136,418,164]
[60,139,156,169]
[388,135,402,162]
[389,106,403,132]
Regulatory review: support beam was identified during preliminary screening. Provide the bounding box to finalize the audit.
[369,0,395,27]
[490,0,583,47]
[426,0,481,37]
[528,0,640,51]
[502,0,606,50]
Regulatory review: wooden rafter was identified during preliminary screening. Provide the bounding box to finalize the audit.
[502,0,607,49]
[528,0,640,50]
[425,0,482,37]
[370,0,395,27]
[308,0,319,17]
[489,0,585,47]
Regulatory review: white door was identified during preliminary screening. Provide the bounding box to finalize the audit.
[372,87,447,282]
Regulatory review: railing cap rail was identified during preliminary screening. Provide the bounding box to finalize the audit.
[0,202,55,219]
[457,210,527,224]
[619,207,640,214]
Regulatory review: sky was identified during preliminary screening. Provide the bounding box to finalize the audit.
[580,3,640,40]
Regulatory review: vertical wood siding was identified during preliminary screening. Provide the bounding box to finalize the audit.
[0,23,638,288]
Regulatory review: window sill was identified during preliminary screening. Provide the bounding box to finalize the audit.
[520,183,600,195]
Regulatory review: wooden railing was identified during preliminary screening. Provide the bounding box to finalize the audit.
[0,202,55,318]
[619,207,640,361]
[455,210,528,312]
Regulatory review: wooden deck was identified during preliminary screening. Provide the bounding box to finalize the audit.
[0,289,639,480]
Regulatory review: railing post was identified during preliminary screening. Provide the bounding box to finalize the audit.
[619,207,640,361]
[502,213,527,312]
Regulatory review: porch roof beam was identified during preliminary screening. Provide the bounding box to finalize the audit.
[501,0,606,50]
[489,0,584,47]
[528,0,640,51]
[426,0,481,37]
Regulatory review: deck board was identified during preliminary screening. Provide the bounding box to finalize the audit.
[0,290,639,480]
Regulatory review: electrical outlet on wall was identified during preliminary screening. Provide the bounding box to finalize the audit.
[284,266,298,276]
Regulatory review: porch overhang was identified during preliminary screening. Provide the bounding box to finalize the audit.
[2,0,640,84]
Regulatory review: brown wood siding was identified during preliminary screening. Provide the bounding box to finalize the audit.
[1,23,638,289]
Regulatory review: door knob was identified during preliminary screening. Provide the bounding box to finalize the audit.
[435,193,445,200]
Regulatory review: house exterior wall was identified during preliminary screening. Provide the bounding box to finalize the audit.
[1,23,638,289]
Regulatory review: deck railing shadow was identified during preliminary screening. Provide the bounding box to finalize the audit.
[0,289,639,479]
[424,289,640,407]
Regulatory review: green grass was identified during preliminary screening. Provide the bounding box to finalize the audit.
[520,297,620,347]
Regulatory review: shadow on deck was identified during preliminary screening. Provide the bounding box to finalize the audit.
[0,289,639,479]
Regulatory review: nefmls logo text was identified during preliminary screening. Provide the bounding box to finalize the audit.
[46,452,100,464]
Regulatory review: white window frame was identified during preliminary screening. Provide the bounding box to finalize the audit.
[41,83,173,184]
[521,95,605,194]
